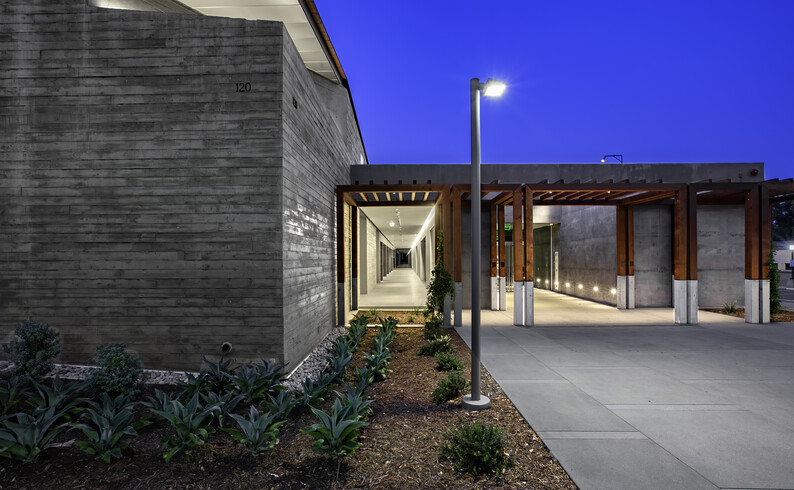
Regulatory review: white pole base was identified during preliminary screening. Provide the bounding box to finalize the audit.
[524,281,534,326]
[673,279,698,325]
[499,276,507,311]
[514,281,524,326]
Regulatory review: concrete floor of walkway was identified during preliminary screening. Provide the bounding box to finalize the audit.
[358,267,427,309]
[457,310,794,490]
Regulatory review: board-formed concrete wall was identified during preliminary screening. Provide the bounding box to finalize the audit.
[697,205,745,308]
[634,205,673,306]
[1,0,364,371]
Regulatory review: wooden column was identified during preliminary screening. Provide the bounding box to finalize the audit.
[490,203,498,279]
[673,185,698,324]
[513,186,524,325]
[617,205,628,277]
[744,184,772,323]
[616,204,635,309]
[524,186,534,283]
[452,185,463,325]
[351,205,358,310]
[336,190,345,326]
[443,186,452,274]
[498,205,506,279]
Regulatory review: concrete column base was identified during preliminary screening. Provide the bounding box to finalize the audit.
[490,276,499,310]
[616,275,635,309]
[524,281,534,326]
[337,283,345,326]
[454,282,463,326]
[499,276,506,311]
[673,279,698,325]
[745,279,770,324]
[443,294,452,327]
[514,281,524,326]
[462,394,491,411]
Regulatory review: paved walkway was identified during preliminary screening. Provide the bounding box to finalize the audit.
[456,296,794,489]
[358,268,427,309]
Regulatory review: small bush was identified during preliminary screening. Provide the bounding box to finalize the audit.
[435,351,464,372]
[87,344,146,396]
[418,335,452,356]
[723,301,738,314]
[423,315,443,341]
[432,371,468,404]
[5,320,60,379]
[440,419,514,477]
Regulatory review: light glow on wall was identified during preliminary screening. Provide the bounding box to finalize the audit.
[409,207,435,252]
[610,288,617,294]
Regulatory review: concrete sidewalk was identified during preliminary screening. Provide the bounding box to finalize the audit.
[457,309,794,489]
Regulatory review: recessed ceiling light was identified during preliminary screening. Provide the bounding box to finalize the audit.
[389,221,395,227]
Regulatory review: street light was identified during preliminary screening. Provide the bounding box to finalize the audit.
[601,154,623,163]
[462,77,506,412]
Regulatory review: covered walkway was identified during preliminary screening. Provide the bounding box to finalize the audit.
[457,314,794,489]
[358,268,426,309]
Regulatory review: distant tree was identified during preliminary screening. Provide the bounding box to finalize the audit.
[772,201,794,241]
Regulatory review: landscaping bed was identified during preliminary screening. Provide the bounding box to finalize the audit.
[704,307,794,322]
[0,327,575,489]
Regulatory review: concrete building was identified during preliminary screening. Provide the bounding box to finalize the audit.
[2,0,793,371]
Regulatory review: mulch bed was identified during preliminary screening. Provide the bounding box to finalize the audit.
[0,328,576,489]
[704,307,794,322]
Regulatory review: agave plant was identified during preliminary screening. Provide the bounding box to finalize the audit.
[266,390,296,422]
[28,376,88,421]
[334,384,373,421]
[377,316,397,345]
[148,393,221,462]
[364,349,392,382]
[346,319,367,347]
[0,375,31,417]
[0,406,69,463]
[175,372,211,401]
[253,358,288,393]
[201,391,245,428]
[227,366,272,404]
[302,399,369,478]
[222,406,285,455]
[201,357,237,394]
[354,365,375,389]
[296,376,328,409]
[142,388,178,413]
[71,392,151,463]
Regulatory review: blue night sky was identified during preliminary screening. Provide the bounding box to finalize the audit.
[314,0,793,180]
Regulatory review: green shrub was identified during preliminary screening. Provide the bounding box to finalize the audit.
[87,344,146,396]
[28,376,89,421]
[201,356,237,394]
[440,419,514,477]
[266,390,297,422]
[200,391,245,428]
[0,406,69,463]
[4,320,60,379]
[435,351,464,372]
[423,315,444,341]
[148,393,221,462]
[432,371,468,404]
[302,398,368,458]
[252,358,288,393]
[770,249,781,315]
[426,231,455,316]
[0,375,31,417]
[228,366,273,404]
[723,301,738,314]
[418,335,452,356]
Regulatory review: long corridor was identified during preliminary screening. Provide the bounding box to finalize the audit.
[358,268,427,309]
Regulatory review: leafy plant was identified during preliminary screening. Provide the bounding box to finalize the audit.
[4,320,61,379]
[440,419,514,477]
[722,301,738,314]
[423,314,444,341]
[364,349,391,382]
[253,358,288,393]
[70,392,150,463]
[302,398,368,461]
[346,319,368,347]
[769,249,781,315]
[0,375,31,416]
[176,372,211,401]
[326,351,353,382]
[0,406,69,463]
[426,230,455,317]
[223,406,285,455]
[228,366,272,404]
[296,376,328,409]
[376,318,396,346]
[143,388,179,413]
[28,376,88,421]
[149,393,221,462]
[334,385,372,421]
[201,391,245,428]
[87,344,146,396]
[435,351,465,372]
[418,335,453,356]
[365,308,381,323]
[353,365,374,389]
[201,357,237,394]
[266,390,296,421]
[432,371,468,404]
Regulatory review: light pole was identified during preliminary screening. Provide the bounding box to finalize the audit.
[601,154,623,163]
[462,77,506,412]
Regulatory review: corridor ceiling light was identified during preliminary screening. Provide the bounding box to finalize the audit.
[389,221,395,227]
[578,284,584,289]
[482,78,507,97]
[593,286,599,292]
[565,282,571,288]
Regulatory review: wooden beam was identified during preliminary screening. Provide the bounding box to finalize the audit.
[453,185,462,283]
[498,205,506,277]
[490,203,497,277]
[356,201,435,207]
[524,186,534,282]
[513,187,524,282]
